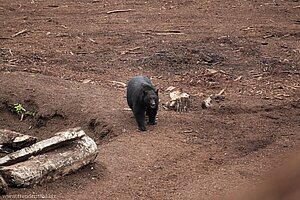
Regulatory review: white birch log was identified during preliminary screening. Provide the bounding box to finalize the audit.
[0,127,85,166]
[0,135,98,187]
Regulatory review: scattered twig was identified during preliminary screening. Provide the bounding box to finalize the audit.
[121,47,141,55]
[0,37,11,40]
[284,84,300,89]
[106,9,134,14]
[234,76,243,81]
[280,70,300,75]
[48,5,59,8]
[217,88,225,96]
[293,6,300,9]
[139,30,184,35]
[88,38,97,43]
[8,49,13,56]
[263,34,275,39]
[11,29,28,38]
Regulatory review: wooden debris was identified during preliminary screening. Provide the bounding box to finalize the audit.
[88,38,97,43]
[139,30,184,35]
[202,89,225,109]
[111,81,126,88]
[0,127,85,166]
[234,76,243,81]
[165,86,176,92]
[0,129,37,150]
[106,9,134,14]
[202,96,213,109]
[0,37,11,40]
[165,90,191,112]
[0,176,8,195]
[11,29,28,38]
[82,79,92,84]
[205,68,219,76]
[0,135,98,187]
[121,47,141,55]
[152,30,184,35]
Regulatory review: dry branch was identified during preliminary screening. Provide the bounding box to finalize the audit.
[0,127,85,166]
[0,135,98,187]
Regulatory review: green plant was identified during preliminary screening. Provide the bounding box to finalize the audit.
[13,103,36,121]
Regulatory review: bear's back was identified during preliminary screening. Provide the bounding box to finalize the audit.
[126,76,155,108]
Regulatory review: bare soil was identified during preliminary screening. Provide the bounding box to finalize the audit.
[0,0,300,199]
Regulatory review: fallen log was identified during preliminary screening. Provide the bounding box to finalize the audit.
[0,127,85,166]
[0,135,98,187]
[0,129,37,150]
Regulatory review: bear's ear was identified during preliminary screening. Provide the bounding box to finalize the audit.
[143,90,148,96]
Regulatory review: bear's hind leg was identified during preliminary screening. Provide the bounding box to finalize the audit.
[134,111,146,131]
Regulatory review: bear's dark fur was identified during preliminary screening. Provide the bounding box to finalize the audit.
[127,76,159,131]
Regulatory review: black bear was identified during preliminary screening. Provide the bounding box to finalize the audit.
[127,76,159,131]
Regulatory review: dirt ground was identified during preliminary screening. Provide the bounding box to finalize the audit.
[0,0,300,199]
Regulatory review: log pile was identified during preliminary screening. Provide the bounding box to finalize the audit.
[0,127,98,194]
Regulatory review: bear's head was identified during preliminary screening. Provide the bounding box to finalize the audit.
[143,89,158,109]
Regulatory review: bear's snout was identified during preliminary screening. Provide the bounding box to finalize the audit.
[150,100,156,108]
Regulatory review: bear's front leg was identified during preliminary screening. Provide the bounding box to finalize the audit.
[134,112,146,131]
[147,108,157,125]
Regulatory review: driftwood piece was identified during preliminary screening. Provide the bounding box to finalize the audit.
[0,129,37,150]
[0,127,85,166]
[0,135,98,187]
[0,175,8,195]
